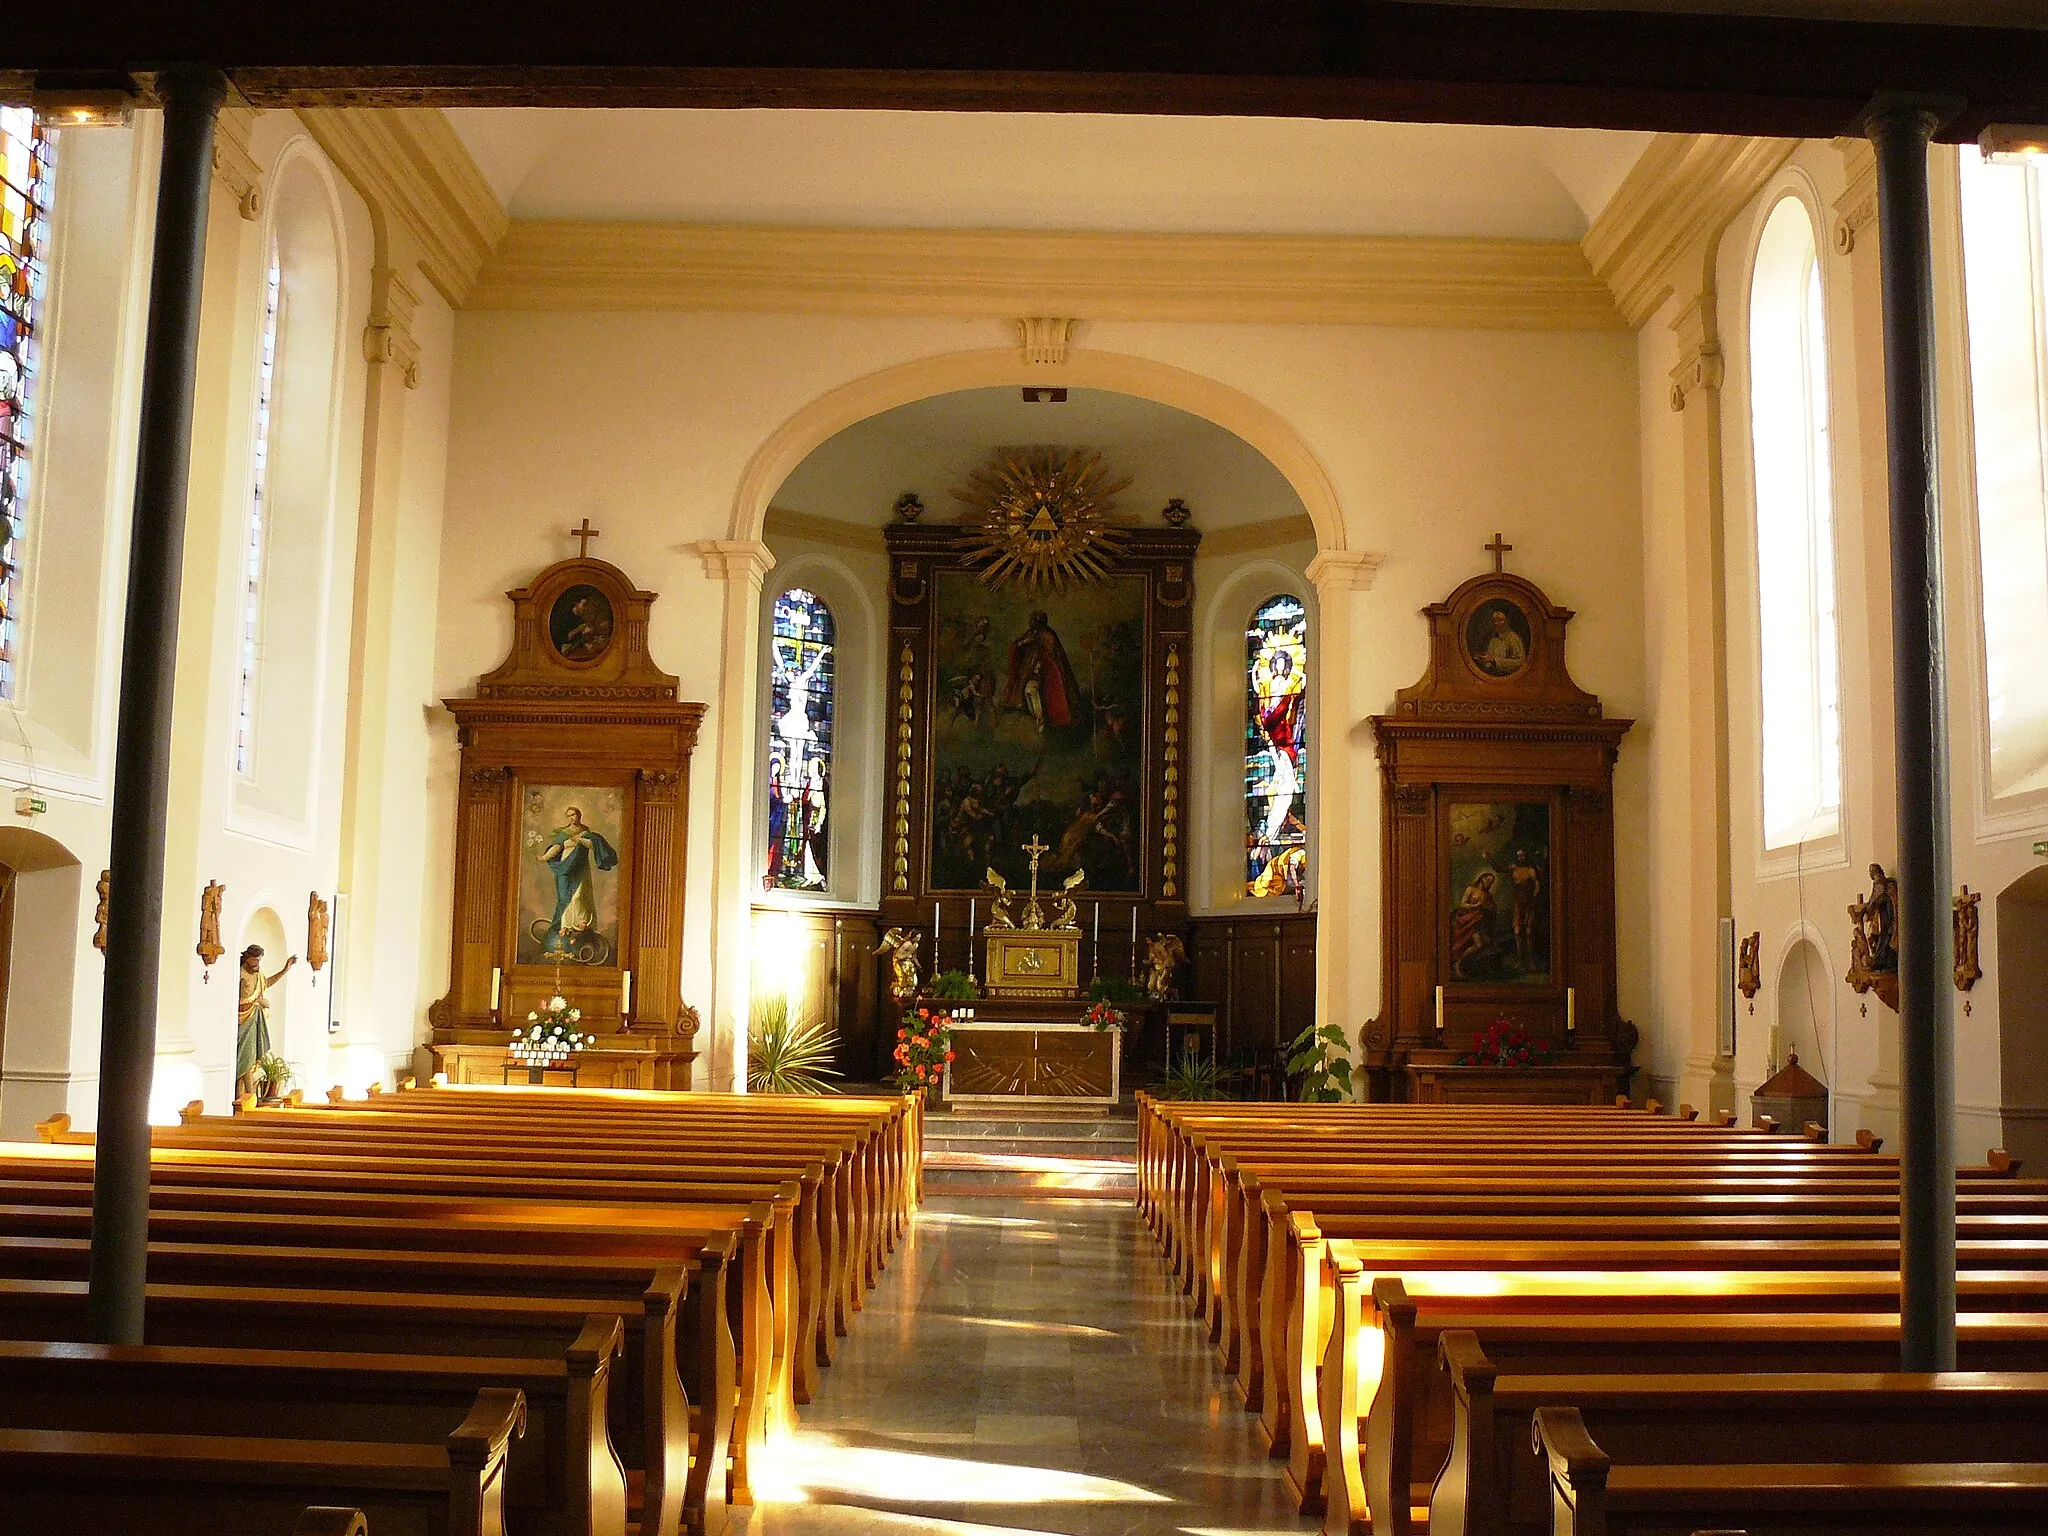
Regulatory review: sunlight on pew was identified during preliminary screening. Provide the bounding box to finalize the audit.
[751,1429,1173,1507]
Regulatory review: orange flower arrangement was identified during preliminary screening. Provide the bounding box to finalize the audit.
[893,1004,956,1098]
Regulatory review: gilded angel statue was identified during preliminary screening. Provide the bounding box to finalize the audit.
[1144,931,1187,1000]
[1047,867,1087,931]
[876,927,923,1003]
[983,868,1018,929]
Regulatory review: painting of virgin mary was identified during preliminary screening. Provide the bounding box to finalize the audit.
[518,785,625,965]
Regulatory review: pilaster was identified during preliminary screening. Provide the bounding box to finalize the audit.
[692,539,777,1092]
[1305,549,1384,1085]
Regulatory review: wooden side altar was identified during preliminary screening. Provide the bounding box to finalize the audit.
[428,549,703,1087]
[1363,549,1636,1104]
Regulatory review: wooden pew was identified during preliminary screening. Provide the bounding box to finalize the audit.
[1432,1345,2048,1536]
[0,1385,524,1536]
[0,1271,727,1536]
[1533,1403,2048,1536]
[299,1511,369,1536]
[0,1334,624,1536]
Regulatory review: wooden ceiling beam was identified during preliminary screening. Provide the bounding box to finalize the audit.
[6,3,2048,140]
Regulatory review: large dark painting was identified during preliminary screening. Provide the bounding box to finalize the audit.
[1446,799,1551,984]
[927,571,1147,892]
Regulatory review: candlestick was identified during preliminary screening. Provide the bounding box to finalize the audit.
[1565,986,1575,1037]
[966,899,976,981]
[933,901,942,966]
[1130,906,1140,981]
[1434,984,1444,1036]
[1093,903,1102,977]
[621,968,633,1018]
[490,967,502,1017]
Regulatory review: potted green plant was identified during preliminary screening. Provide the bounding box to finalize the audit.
[747,996,842,1095]
[1287,1021,1355,1103]
[253,1052,296,1104]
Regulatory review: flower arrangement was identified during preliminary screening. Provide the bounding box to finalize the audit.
[1458,1017,1551,1068]
[1080,1000,1127,1033]
[893,1004,955,1099]
[511,994,591,1067]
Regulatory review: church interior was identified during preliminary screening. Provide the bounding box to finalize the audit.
[2,3,2048,1532]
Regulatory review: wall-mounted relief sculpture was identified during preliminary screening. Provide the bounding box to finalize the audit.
[1737,930,1761,1012]
[92,870,109,953]
[1954,884,1982,994]
[1846,863,1900,1012]
[307,891,330,973]
[196,880,225,979]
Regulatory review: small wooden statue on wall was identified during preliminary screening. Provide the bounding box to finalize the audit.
[1846,863,1900,1012]
[92,870,110,953]
[197,880,225,980]
[307,892,331,973]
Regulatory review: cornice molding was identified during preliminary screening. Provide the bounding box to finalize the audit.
[763,505,888,554]
[212,105,262,221]
[296,107,507,304]
[1584,133,1798,327]
[1832,137,1879,255]
[465,222,1625,331]
[1194,514,1318,560]
[363,265,423,389]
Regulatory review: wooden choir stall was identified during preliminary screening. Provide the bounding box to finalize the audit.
[1362,549,1636,1103]
[429,550,703,1087]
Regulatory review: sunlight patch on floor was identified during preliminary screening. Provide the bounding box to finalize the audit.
[751,1430,1174,1508]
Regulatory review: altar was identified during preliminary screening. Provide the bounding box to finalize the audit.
[943,1000,1121,1105]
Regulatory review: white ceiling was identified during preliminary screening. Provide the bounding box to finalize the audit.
[442,110,1653,240]
[771,387,1309,533]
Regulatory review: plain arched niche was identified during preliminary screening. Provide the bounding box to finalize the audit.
[1996,867,2048,1170]
[0,826,82,1138]
[1772,932,1835,1118]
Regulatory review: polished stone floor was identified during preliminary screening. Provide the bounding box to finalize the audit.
[743,1195,1312,1536]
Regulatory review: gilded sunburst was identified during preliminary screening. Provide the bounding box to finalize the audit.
[952,446,1130,590]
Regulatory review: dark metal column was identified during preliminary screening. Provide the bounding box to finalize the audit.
[88,65,227,1345]
[1865,95,1959,1373]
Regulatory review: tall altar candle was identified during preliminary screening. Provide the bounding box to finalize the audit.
[934,901,942,965]
[1565,986,1575,1037]
[1093,903,1102,976]
[1434,984,1444,1035]
[621,969,633,1017]
[1130,906,1139,976]
[967,900,976,979]
[490,967,502,1014]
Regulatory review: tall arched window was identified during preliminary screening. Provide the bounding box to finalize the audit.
[1244,593,1308,897]
[1960,146,2048,799]
[0,110,56,701]
[765,587,835,891]
[234,242,281,776]
[1749,195,1842,850]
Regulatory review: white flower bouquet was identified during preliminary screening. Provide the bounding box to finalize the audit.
[509,994,590,1066]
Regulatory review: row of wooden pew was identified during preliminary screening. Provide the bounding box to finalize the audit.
[0,1079,920,1536]
[1135,1093,2048,1536]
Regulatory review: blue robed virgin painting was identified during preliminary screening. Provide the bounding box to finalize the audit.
[518,784,623,966]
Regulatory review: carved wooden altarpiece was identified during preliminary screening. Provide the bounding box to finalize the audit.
[1365,562,1635,1104]
[430,556,705,1088]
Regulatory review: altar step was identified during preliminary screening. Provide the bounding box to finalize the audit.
[922,1105,1138,1198]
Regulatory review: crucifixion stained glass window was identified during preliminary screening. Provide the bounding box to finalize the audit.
[236,242,282,775]
[765,587,835,891]
[1245,594,1308,898]
[0,110,55,700]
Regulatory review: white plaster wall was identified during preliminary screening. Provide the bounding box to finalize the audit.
[437,311,1648,1072]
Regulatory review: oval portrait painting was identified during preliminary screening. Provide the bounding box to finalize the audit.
[1465,598,1532,680]
[549,584,616,663]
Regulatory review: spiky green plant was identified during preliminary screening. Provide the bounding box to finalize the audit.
[747,996,843,1096]
[1158,1043,1238,1102]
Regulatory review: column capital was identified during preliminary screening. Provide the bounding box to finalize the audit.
[362,265,424,389]
[1667,289,1724,412]
[691,539,776,586]
[1305,549,1385,594]
[1832,137,1879,256]
[211,106,262,221]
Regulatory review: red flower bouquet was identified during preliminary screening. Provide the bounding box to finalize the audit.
[893,1004,955,1100]
[1080,1001,1127,1033]
[1458,1017,1551,1068]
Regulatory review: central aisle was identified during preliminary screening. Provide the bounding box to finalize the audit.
[746,1195,1310,1535]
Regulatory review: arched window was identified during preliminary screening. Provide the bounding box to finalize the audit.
[1244,593,1308,897]
[1960,147,2048,799]
[1749,195,1842,850]
[0,110,56,701]
[234,242,281,776]
[765,587,835,892]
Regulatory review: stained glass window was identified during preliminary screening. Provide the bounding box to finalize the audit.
[235,244,282,775]
[1245,594,1308,898]
[765,588,836,891]
[0,110,55,700]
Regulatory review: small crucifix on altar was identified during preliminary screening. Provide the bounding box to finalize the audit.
[1019,834,1050,930]
[1485,532,1513,573]
[570,518,602,557]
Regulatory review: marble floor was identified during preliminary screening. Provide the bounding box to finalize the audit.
[742,1195,1312,1536]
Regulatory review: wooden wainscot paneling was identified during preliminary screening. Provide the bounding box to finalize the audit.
[1186,911,1318,1065]
[1363,552,1636,1105]
[750,905,886,1084]
[430,553,704,1087]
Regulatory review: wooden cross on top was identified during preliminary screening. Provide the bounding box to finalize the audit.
[569,518,601,557]
[1485,532,1513,573]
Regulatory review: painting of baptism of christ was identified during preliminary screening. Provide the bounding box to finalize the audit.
[517,783,625,966]
[1446,799,1552,985]
[928,570,1146,893]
